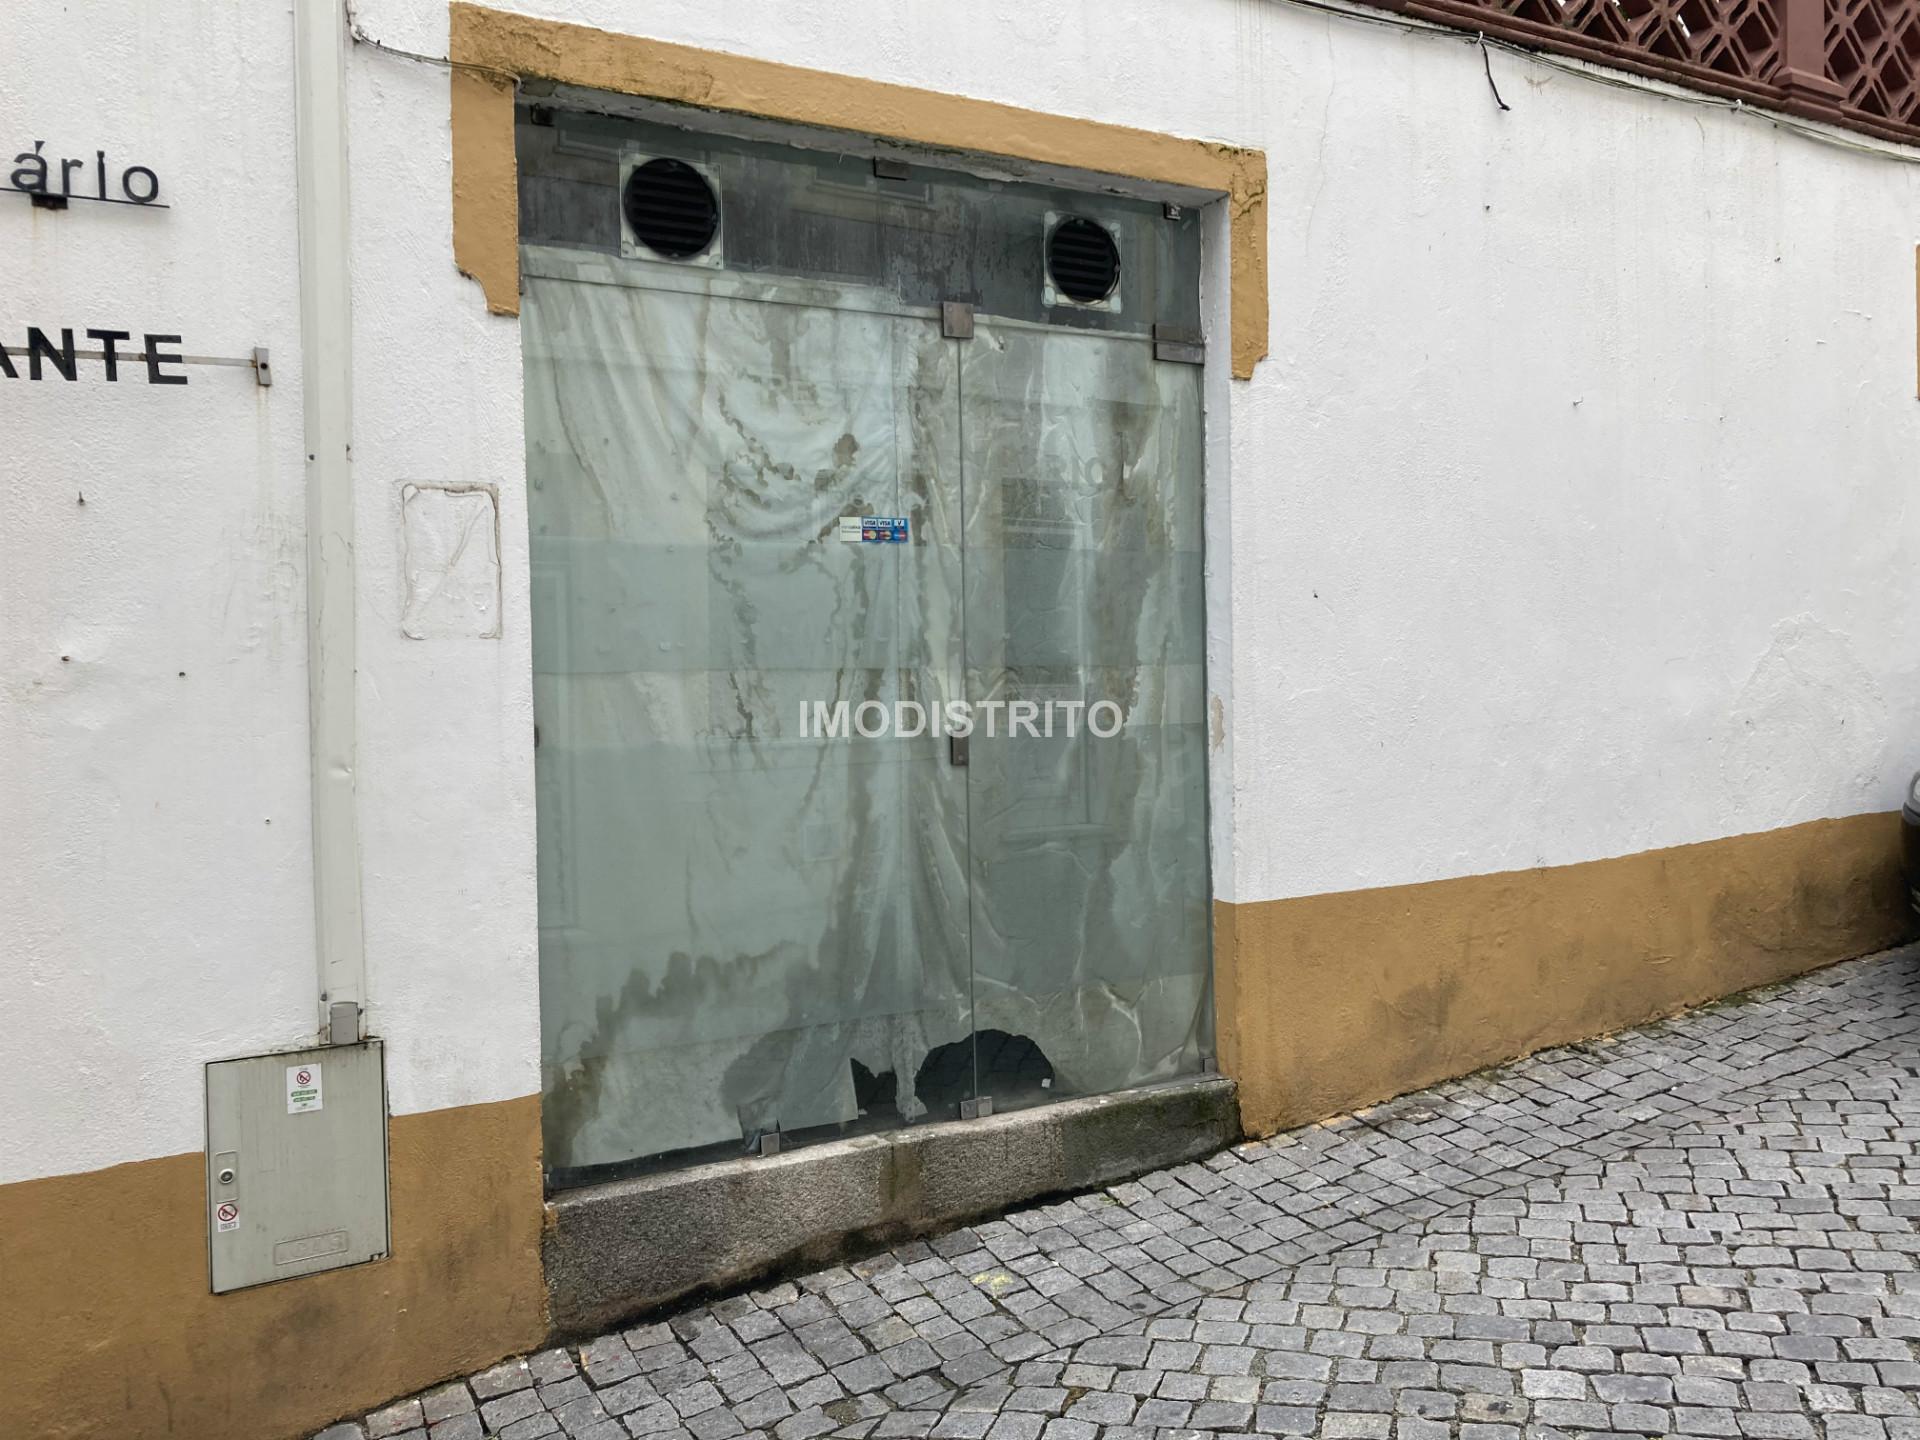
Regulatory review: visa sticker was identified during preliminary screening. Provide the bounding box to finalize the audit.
[839,516,909,544]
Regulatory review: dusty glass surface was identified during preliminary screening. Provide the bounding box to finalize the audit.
[524,255,973,1178]
[521,108,1210,1181]
[958,321,1211,1114]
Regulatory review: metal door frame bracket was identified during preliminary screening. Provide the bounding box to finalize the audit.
[1153,324,1204,365]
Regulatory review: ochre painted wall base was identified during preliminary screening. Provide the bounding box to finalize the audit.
[1215,813,1912,1137]
[9,817,1906,1437]
[0,1094,547,1440]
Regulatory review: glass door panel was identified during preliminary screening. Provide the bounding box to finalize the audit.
[520,107,1215,1182]
[958,320,1212,1115]
[523,250,972,1179]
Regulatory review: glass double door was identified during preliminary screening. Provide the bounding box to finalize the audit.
[524,248,1209,1181]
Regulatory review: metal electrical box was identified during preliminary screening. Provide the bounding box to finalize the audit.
[204,1041,389,1294]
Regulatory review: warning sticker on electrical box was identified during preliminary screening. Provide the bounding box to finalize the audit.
[286,1063,323,1114]
[214,1200,240,1233]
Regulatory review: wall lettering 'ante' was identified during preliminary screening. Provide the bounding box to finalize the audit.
[0,328,189,384]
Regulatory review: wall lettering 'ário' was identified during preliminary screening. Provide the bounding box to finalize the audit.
[5,141,163,208]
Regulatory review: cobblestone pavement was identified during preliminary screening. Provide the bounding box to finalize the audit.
[321,943,1920,1440]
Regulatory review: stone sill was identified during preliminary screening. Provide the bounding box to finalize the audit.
[543,1075,1240,1337]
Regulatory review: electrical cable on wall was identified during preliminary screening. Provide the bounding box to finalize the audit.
[342,1,520,85]
[1478,34,1513,112]
[337,0,1920,171]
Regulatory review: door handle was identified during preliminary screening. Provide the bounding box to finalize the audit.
[949,734,970,768]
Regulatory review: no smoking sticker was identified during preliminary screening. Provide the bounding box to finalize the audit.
[286,1062,323,1114]
[214,1200,240,1234]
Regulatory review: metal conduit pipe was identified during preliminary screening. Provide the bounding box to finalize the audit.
[293,0,366,1046]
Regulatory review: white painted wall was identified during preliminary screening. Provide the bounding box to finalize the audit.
[343,22,542,1126]
[6,0,1917,1183]
[348,0,1920,913]
[1228,25,1920,902]
[0,2,316,1184]
[0,0,543,1185]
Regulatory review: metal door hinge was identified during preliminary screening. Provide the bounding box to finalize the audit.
[1153,324,1204,365]
[873,156,913,181]
[942,301,975,341]
[949,733,970,768]
[960,1096,994,1120]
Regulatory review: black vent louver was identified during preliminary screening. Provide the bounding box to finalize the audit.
[1047,217,1120,304]
[624,157,720,259]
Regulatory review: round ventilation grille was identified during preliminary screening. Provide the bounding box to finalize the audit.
[623,158,719,259]
[1047,217,1120,304]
